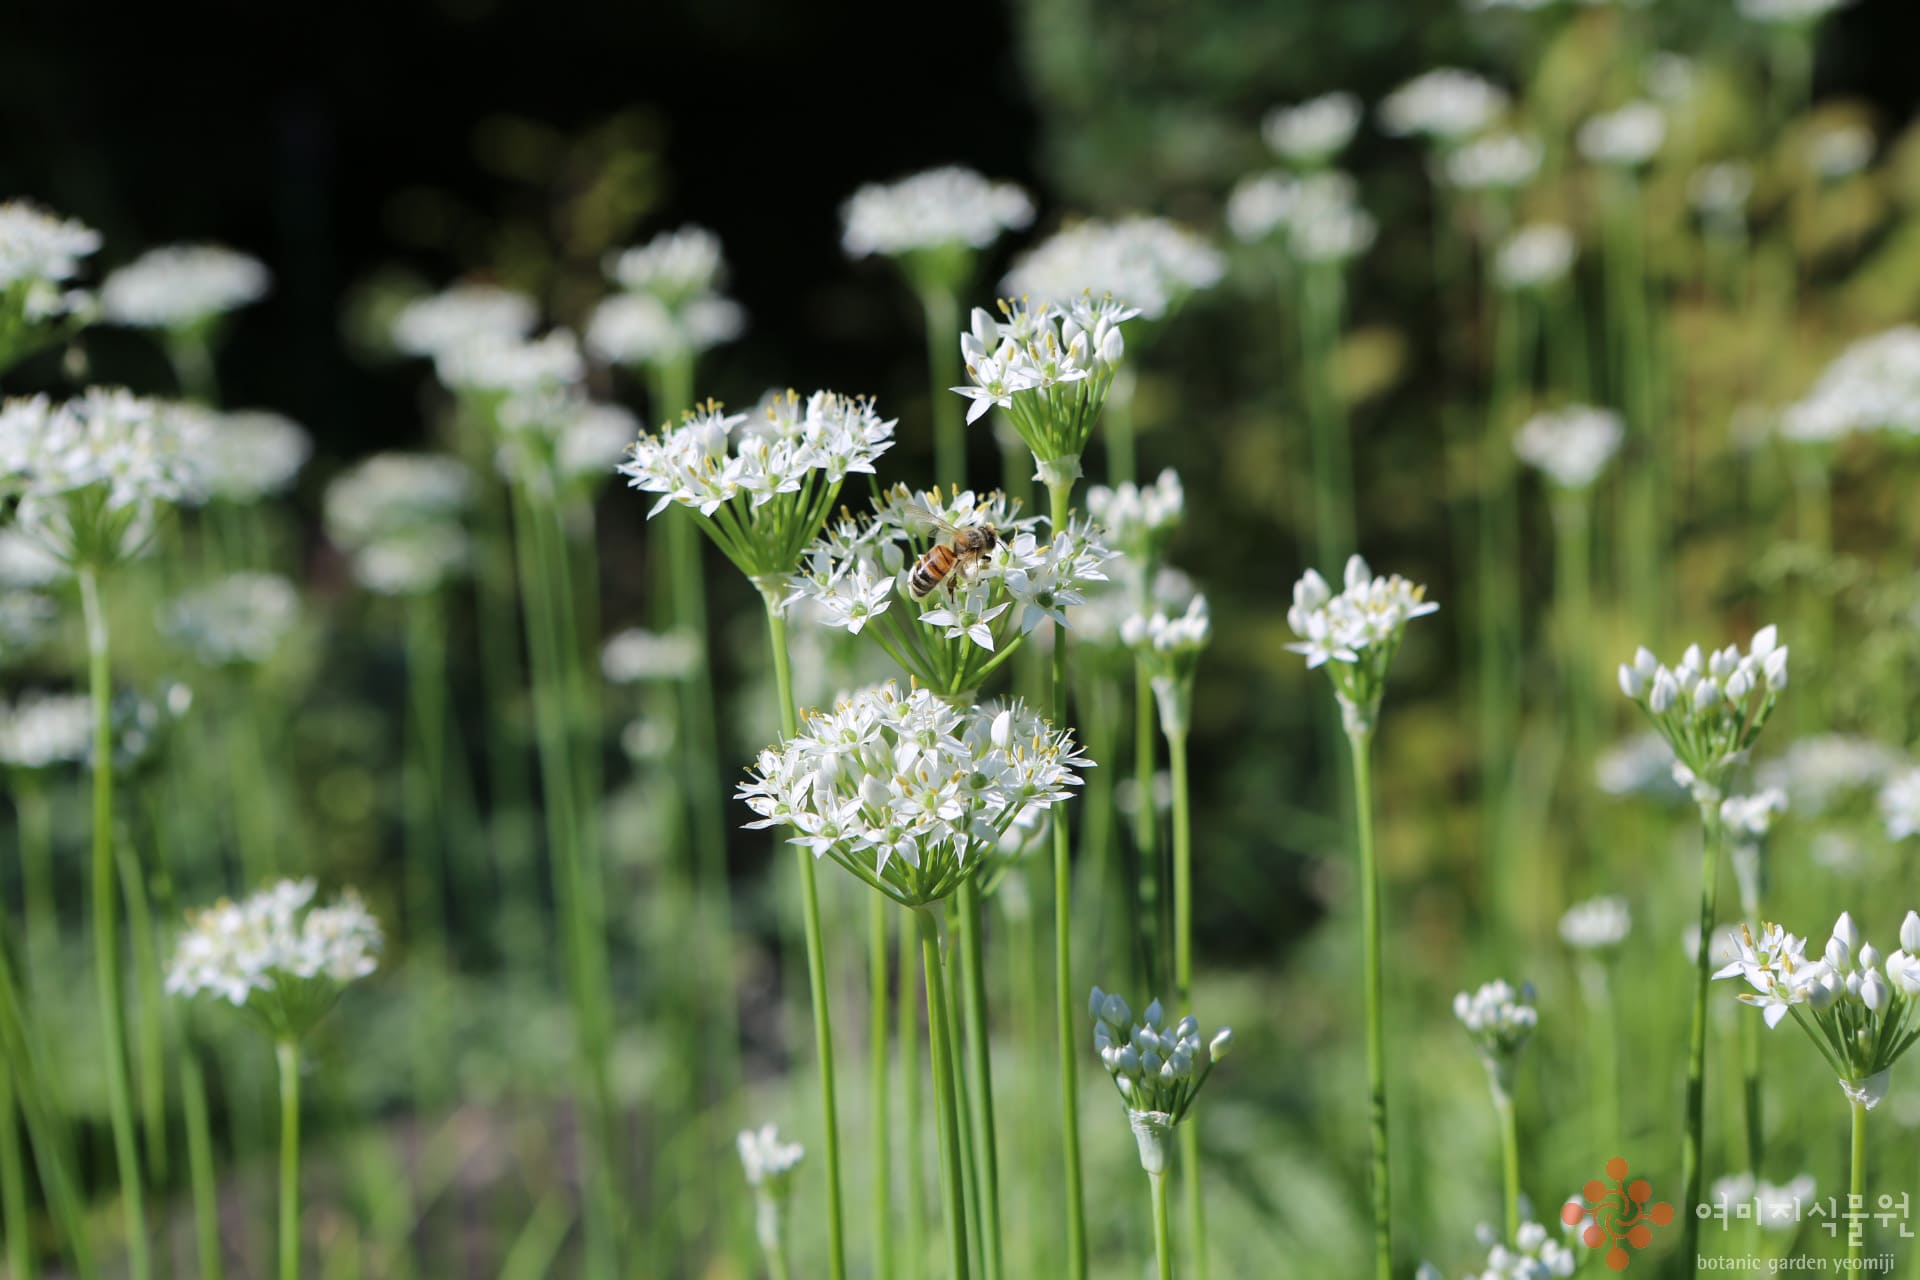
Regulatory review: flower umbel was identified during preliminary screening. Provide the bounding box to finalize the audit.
[1088,986,1231,1173]
[1454,979,1538,1095]
[1285,554,1439,738]
[1616,626,1788,804]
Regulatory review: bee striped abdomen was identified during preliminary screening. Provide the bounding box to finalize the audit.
[909,544,958,598]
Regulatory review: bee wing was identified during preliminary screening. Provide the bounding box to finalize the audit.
[897,501,964,541]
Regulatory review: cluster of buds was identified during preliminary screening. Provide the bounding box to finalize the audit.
[1122,595,1211,734]
[1714,911,1920,1108]
[952,296,1135,489]
[1453,979,1539,1097]
[1285,555,1440,738]
[1089,986,1232,1174]
[1616,627,1789,806]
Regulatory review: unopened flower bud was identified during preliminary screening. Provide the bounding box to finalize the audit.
[1903,910,1920,954]
[1764,648,1789,690]
[1210,1027,1234,1060]
[1859,943,1881,973]
[1750,624,1778,660]
[1650,670,1678,713]
[1619,664,1645,699]
[1862,969,1890,1012]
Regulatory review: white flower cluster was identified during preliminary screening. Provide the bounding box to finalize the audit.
[493,394,639,494]
[1880,769,1920,841]
[1002,217,1222,322]
[954,297,1134,476]
[1087,468,1183,562]
[1616,627,1788,803]
[167,879,382,1039]
[1594,732,1684,801]
[165,573,300,667]
[0,200,101,291]
[1809,124,1874,179]
[1715,912,1920,1107]
[201,410,312,503]
[1577,102,1667,168]
[1689,163,1754,221]
[602,627,701,684]
[435,328,584,400]
[1418,1222,1576,1280]
[1719,788,1787,841]
[101,244,269,330]
[1559,896,1632,951]
[1756,734,1900,814]
[1262,93,1363,166]
[736,1123,804,1193]
[1379,69,1509,144]
[1779,327,1920,443]
[1513,405,1624,491]
[737,682,1087,905]
[1089,987,1232,1173]
[1286,555,1440,736]
[590,225,745,367]
[1736,0,1850,23]
[390,283,538,359]
[1442,133,1543,192]
[0,693,92,770]
[1454,979,1538,1091]
[0,389,208,565]
[324,453,472,596]
[1228,171,1377,264]
[1123,595,1211,733]
[608,225,727,301]
[1709,1173,1817,1232]
[1493,224,1575,291]
[841,165,1033,259]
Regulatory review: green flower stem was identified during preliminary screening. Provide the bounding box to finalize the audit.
[944,932,984,1276]
[765,604,848,1280]
[917,906,972,1280]
[1149,1170,1173,1280]
[1494,1088,1520,1248]
[1300,260,1356,569]
[1167,726,1206,1279]
[956,877,1003,1280]
[1348,728,1392,1280]
[1045,478,1088,1280]
[507,484,622,1277]
[922,284,967,488]
[898,913,928,1280]
[1680,810,1724,1274]
[1551,492,1594,770]
[1850,1098,1868,1270]
[0,1058,31,1280]
[868,893,893,1277]
[1076,674,1123,982]
[1604,174,1662,632]
[277,1039,301,1280]
[15,776,54,962]
[1006,877,1048,1278]
[1104,369,1137,487]
[1578,958,1621,1166]
[80,565,150,1280]
[180,1043,224,1280]
[472,468,539,944]
[1134,661,1163,994]
[1481,286,1529,945]
[402,594,451,1106]
[1740,1003,1762,1176]
[119,847,169,1183]
[0,934,94,1278]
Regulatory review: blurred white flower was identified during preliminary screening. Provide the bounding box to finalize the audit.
[1809,124,1874,179]
[1262,93,1362,166]
[0,529,67,589]
[201,410,312,503]
[390,283,537,359]
[602,628,701,684]
[1123,594,1211,731]
[586,291,744,366]
[353,526,470,597]
[1379,69,1509,144]
[1757,735,1901,814]
[1513,405,1624,490]
[736,1123,804,1193]
[0,200,100,288]
[1442,133,1542,192]
[1595,732,1684,800]
[1286,554,1439,736]
[1559,896,1632,951]
[1689,163,1754,221]
[0,693,92,770]
[1578,102,1666,167]
[1780,327,1920,442]
[101,244,269,330]
[164,573,300,667]
[607,225,728,302]
[1493,224,1575,291]
[324,452,472,595]
[841,165,1033,259]
[1720,788,1787,841]
[1226,173,1298,244]
[1880,769,1920,841]
[1454,979,1538,1092]
[435,329,584,398]
[1003,217,1223,321]
[1087,469,1183,564]
[1229,171,1375,263]
[1737,0,1851,23]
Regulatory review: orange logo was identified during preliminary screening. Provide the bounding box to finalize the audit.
[1560,1157,1674,1272]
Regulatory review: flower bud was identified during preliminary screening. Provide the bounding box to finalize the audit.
[1724,668,1753,702]
[1834,911,1863,957]
[1826,935,1852,971]
[1903,910,1920,954]
[1859,943,1881,973]
[1764,647,1789,690]
[1143,998,1164,1028]
[1887,951,1920,996]
[1209,1027,1234,1061]
[1633,646,1659,677]
[1750,624,1778,660]
[1695,678,1721,708]
[1650,670,1678,713]
[1862,969,1890,1012]
[1681,643,1704,673]
[1618,664,1645,699]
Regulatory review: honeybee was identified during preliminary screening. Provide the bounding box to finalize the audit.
[902,507,1000,599]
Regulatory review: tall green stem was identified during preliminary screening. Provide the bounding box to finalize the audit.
[956,878,1002,1280]
[1134,663,1163,994]
[898,914,927,1280]
[15,778,54,962]
[922,286,966,488]
[1578,958,1620,1165]
[868,894,893,1277]
[120,848,168,1183]
[1679,810,1723,1274]
[1149,1170,1173,1280]
[0,1059,32,1280]
[1494,1088,1520,1248]
[1849,1098,1867,1271]
[80,566,150,1280]
[1045,480,1087,1279]
[1105,371,1137,488]
[1348,729,1391,1280]
[765,604,848,1280]
[0,930,93,1278]
[1168,727,1206,1277]
[1301,262,1355,568]
[180,1045,224,1280]
[277,1039,301,1280]
[917,907,972,1280]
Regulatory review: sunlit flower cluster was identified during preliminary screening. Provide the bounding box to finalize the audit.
[1779,326,1920,443]
[1229,171,1377,264]
[323,452,472,595]
[601,627,701,685]
[435,328,585,400]
[1719,788,1787,841]
[1087,468,1183,566]
[1379,69,1509,144]
[1715,911,1920,1107]
[1577,102,1667,168]
[1286,555,1440,737]
[737,681,1088,905]
[953,297,1134,482]
[1454,979,1538,1093]
[588,225,746,368]
[167,879,382,1041]
[1442,133,1543,192]
[1513,405,1624,491]
[841,165,1033,259]
[101,244,269,331]
[0,692,92,770]
[1417,1221,1576,1280]
[1262,93,1362,166]
[1559,896,1632,952]
[200,410,312,503]
[0,200,100,366]
[1493,224,1576,291]
[1123,595,1211,733]
[1002,217,1222,322]
[0,389,208,564]
[390,282,537,359]
[1616,627,1789,804]
[493,393,639,495]
[165,572,301,667]
[1089,986,1232,1172]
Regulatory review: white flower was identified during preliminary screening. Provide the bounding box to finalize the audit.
[491,393,640,491]
[1720,789,1787,841]
[1617,628,1787,799]
[1881,769,1920,840]
[1578,102,1666,167]
[1755,734,1899,814]
[1559,896,1631,951]
[1737,0,1850,23]
[602,628,701,684]
[1002,217,1223,321]
[167,880,381,1037]
[200,410,312,503]
[1089,984,1230,1165]
[324,453,471,550]
[1689,163,1755,220]
[434,329,584,398]
[164,573,300,667]
[1442,133,1543,191]
[607,226,728,302]
[954,296,1135,468]
[1286,555,1439,736]
[1513,405,1623,490]
[586,291,744,365]
[1454,979,1538,1087]
[1780,327,1920,443]
[1088,469,1184,552]
[0,530,68,589]
[1226,173,1297,244]
[353,526,469,596]
[390,283,537,359]
[101,244,269,330]
[0,693,92,770]
[0,200,101,289]
[1378,69,1509,143]
[1493,223,1575,291]
[736,1123,804,1193]
[1262,93,1362,165]
[1809,124,1874,179]
[841,165,1033,259]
